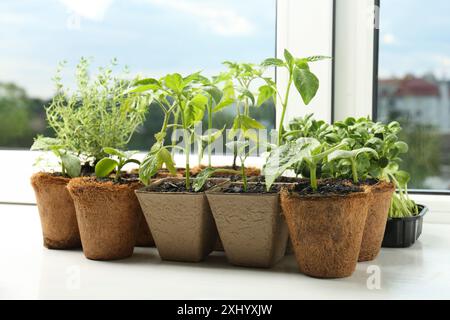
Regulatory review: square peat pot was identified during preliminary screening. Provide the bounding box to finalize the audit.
[382,205,428,248]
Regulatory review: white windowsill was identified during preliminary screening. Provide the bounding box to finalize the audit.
[1,203,450,299]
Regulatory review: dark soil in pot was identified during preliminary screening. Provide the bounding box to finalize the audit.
[135,178,226,262]
[206,182,289,268]
[30,172,81,249]
[281,180,370,278]
[358,180,395,261]
[67,177,142,260]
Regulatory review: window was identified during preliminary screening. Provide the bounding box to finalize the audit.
[0,0,279,204]
[0,0,276,150]
[377,0,450,191]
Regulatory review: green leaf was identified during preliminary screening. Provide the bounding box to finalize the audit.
[304,55,331,62]
[95,158,119,178]
[164,73,184,93]
[239,89,255,106]
[184,71,209,84]
[263,138,320,190]
[203,85,223,105]
[292,67,319,105]
[199,126,226,144]
[239,115,265,130]
[103,147,126,158]
[294,59,310,70]
[394,141,409,153]
[61,153,81,178]
[159,147,177,175]
[257,85,276,107]
[128,84,160,93]
[284,49,295,69]
[193,167,216,192]
[139,153,162,185]
[213,97,234,112]
[184,94,207,125]
[261,58,286,68]
[123,158,141,166]
[394,170,410,187]
[30,136,62,151]
[134,78,160,86]
[328,147,378,162]
[190,93,208,109]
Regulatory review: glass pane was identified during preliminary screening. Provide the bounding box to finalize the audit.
[0,0,276,150]
[378,0,450,190]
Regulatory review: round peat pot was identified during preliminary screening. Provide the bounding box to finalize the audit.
[67,178,142,260]
[382,205,427,248]
[206,182,289,268]
[135,178,226,263]
[30,172,81,249]
[281,185,371,278]
[358,181,395,262]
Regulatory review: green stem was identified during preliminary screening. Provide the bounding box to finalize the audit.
[171,109,180,157]
[241,162,248,192]
[351,159,358,183]
[309,164,318,192]
[208,104,212,167]
[278,76,293,146]
[232,103,241,169]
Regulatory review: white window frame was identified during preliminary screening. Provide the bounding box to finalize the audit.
[1,0,450,221]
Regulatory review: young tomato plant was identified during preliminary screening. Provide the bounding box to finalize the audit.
[132,72,209,189]
[261,50,330,145]
[194,78,227,168]
[94,147,140,181]
[215,62,267,169]
[31,136,81,178]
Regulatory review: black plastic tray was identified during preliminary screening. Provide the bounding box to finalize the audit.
[382,205,428,248]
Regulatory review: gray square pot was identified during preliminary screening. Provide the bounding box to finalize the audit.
[206,182,289,268]
[135,178,221,262]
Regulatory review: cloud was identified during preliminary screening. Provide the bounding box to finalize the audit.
[146,0,255,37]
[58,0,114,21]
[382,33,396,45]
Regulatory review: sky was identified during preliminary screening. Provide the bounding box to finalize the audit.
[0,0,275,98]
[2,0,449,98]
[379,0,450,79]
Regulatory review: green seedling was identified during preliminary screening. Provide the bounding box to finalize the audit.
[261,50,330,145]
[131,72,210,189]
[31,136,81,178]
[95,147,140,181]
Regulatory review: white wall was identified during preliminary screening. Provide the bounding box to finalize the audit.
[276,0,334,125]
[334,0,376,120]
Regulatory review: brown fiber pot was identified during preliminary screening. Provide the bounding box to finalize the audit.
[135,178,222,262]
[280,188,371,278]
[358,181,395,262]
[67,178,142,260]
[206,182,289,268]
[31,172,81,249]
